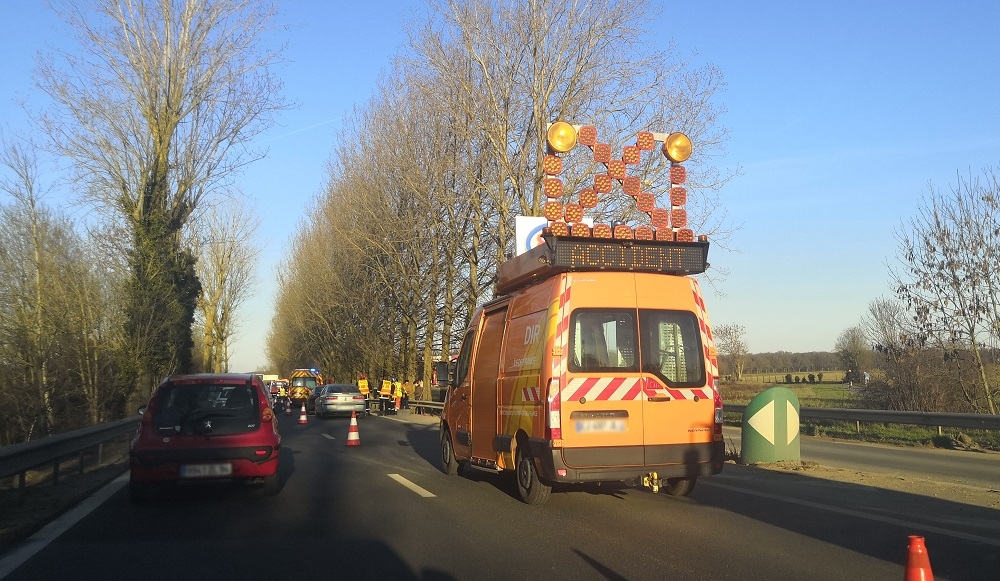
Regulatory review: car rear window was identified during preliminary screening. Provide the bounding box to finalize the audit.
[152,383,260,436]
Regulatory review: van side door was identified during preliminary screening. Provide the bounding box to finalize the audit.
[471,304,508,460]
[446,328,476,460]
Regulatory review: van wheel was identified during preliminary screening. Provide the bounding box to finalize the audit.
[664,477,696,496]
[263,472,279,496]
[440,429,459,475]
[515,446,551,505]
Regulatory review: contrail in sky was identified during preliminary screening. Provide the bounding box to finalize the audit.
[262,116,347,141]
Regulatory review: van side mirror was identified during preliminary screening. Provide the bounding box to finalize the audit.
[435,361,451,388]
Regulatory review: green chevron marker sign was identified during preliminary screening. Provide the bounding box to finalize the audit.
[741,386,801,464]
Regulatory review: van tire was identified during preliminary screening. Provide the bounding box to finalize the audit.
[440,429,460,475]
[515,447,551,505]
[664,477,696,496]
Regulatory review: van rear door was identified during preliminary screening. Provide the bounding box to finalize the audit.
[560,306,645,467]
[636,277,716,465]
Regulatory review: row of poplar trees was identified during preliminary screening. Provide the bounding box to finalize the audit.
[267,0,734,393]
[0,0,284,445]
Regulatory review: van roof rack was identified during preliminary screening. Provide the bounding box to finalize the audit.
[496,232,709,295]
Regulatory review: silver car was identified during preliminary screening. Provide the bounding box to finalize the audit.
[315,384,366,419]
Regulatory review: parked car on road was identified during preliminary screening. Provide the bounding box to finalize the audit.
[129,373,281,501]
[315,384,366,419]
[306,385,325,414]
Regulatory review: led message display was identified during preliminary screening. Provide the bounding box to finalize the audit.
[551,238,708,275]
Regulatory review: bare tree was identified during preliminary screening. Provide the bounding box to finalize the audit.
[714,323,749,382]
[893,168,1000,414]
[34,0,287,398]
[860,297,952,412]
[192,197,261,372]
[835,326,872,385]
[0,138,130,437]
[409,0,735,266]
[270,0,735,393]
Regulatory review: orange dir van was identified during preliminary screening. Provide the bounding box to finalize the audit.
[439,124,724,504]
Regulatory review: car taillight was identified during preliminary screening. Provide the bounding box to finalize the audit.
[262,407,273,422]
[546,377,561,440]
[352,396,364,401]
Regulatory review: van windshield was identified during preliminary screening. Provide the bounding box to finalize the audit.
[569,308,705,387]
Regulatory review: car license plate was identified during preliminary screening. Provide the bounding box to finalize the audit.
[575,419,626,433]
[181,463,232,478]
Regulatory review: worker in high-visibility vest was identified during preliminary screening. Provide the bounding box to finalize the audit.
[357,375,370,416]
[379,379,392,415]
[393,380,404,414]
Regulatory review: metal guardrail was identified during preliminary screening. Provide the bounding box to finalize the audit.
[0,416,139,489]
[408,400,444,414]
[722,404,1000,431]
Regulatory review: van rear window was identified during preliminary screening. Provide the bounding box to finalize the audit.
[568,309,705,387]
[639,309,705,387]
[569,310,640,372]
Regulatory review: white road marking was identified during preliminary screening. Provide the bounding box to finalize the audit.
[704,480,1000,547]
[322,433,335,440]
[388,473,436,498]
[0,472,128,579]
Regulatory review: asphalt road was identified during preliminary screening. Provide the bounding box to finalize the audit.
[722,425,1000,489]
[1,412,998,580]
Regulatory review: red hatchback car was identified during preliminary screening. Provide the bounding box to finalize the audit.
[129,373,281,501]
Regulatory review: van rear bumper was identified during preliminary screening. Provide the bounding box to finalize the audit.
[528,439,724,483]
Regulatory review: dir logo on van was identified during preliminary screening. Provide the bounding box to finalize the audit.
[515,215,595,256]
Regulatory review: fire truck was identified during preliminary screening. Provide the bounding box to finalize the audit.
[438,122,724,504]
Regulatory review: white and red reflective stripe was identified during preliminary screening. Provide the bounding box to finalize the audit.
[546,275,572,439]
[563,377,710,402]
[521,387,541,402]
[555,275,572,387]
[564,377,643,401]
[690,279,718,389]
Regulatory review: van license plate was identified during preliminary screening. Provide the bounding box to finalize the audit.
[181,463,232,478]
[575,420,626,433]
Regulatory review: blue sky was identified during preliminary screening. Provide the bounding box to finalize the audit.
[2,1,999,371]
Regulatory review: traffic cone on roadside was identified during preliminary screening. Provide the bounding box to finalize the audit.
[284,400,291,415]
[904,535,934,581]
[298,402,308,425]
[346,411,360,446]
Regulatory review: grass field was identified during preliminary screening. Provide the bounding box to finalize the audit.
[719,381,857,408]
[738,370,846,384]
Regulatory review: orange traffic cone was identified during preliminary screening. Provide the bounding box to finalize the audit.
[346,411,360,446]
[904,536,934,581]
[298,402,308,425]
[284,400,291,415]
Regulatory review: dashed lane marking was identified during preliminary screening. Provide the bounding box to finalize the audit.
[322,433,335,440]
[388,473,436,498]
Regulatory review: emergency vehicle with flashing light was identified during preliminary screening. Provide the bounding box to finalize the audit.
[438,122,724,504]
[289,368,324,408]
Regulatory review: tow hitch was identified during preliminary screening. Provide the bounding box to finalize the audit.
[642,471,663,493]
